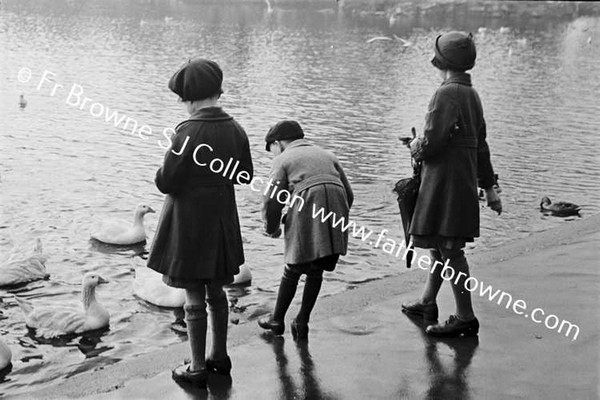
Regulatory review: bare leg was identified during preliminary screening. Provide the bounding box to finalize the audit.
[421,249,444,304]
[440,248,475,321]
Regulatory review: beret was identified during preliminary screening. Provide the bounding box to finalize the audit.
[168,58,223,101]
[265,120,304,151]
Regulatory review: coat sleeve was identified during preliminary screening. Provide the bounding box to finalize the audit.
[262,157,287,234]
[335,160,354,208]
[237,134,254,184]
[411,89,458,162]
[476,120,496,189]
[155,128,190,194]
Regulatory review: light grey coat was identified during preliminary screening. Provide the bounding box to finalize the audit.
[263,139,353,265]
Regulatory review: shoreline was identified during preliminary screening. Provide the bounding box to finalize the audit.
[19,212,600,399]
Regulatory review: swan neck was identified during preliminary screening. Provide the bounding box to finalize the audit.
[133,210,145,226]
[82,285,97,310]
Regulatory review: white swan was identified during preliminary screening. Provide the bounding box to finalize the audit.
[0,338,11,370]
[91,204,155,245]
[0,239,48,287]
[15,273,109,338]
[134,262,252,308]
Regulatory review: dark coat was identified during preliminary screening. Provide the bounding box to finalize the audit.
[263,140,353,265]
[409,72,495,241]
[147,107,253,283]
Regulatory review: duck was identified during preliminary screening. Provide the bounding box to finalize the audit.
[91,204,155,245]
[133,262,252,308]
[0,238,49,287]
[15,273,109,339]
[0,338,11,371]
[540,197,581,217]
[18,94,27,109]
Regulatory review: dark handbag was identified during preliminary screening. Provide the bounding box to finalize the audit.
[393,129,422,268]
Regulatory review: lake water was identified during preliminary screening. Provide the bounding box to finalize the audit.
[1,0,599,395]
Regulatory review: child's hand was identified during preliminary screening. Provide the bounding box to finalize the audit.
[399,136,412,148]
[263,227,282,239]
[485,188,502,215]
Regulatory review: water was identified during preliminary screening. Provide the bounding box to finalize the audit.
[1,0,599,395]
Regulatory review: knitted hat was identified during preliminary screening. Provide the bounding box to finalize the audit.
[431,31,476,71]
[168,58,223,101]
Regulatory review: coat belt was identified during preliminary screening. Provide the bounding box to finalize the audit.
[292,174,344,196]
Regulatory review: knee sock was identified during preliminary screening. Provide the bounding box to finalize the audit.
[295,271,323,324]
[184,304,207,371]
[272,267,301,322]
[206,289,229,361]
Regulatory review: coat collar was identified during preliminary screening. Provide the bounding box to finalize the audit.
[284,138,311,151]
[443,72,472,87]
[187,106,233,122]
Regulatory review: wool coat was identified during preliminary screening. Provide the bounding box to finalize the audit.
[409,72,495,244]
[147,107,253,284]
[263,139,353,265]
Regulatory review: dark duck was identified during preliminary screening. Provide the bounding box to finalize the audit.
[540,196,581,217]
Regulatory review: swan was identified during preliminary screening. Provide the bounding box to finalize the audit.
[134,262,252,308]
[540,197,581,217]
[0,239,49,287]
[133,261,185,308]
[15,273,109,339]
[0,338,11,371]
[91,204,155,245]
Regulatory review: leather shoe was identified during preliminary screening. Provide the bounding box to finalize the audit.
[206,355,232,375]
[291,319,309,340]
[172,363,208,388]
[258,316,284,335]
[426,315,479,337]
[401,300,439,320]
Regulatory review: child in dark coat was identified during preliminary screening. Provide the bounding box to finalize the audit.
[401,32,502,337]
[148,59,253,386]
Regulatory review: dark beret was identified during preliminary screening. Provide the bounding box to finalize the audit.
[265,120,304,151]
[168,58,223,101]
[431,31,476,71]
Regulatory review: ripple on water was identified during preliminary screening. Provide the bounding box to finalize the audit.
[1,1,599,395]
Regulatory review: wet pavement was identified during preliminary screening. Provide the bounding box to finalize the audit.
[62,225,600,400]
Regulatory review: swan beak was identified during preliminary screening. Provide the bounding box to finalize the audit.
[148,207,156,214]
[98,276,109,284]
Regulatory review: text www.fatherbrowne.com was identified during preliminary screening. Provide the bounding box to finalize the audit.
[311,205,580,341]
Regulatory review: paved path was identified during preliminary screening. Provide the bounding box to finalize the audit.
[21,215,600,399]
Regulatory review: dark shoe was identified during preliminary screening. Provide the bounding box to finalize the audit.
[291,319,309,340]
[172,363,208,388]
[206,355,232,375]
[401,300,439,320]
[426,315,479,338]
[258,316,284,335]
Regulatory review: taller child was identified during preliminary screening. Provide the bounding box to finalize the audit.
[148,59,253,386]
[401,32,502,337]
